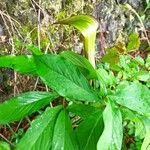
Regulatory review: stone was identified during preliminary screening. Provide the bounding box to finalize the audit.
[0,24,4,36]
[93,0,125,50]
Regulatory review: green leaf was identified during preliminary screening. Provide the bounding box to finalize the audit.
[147,79,150,88]
[0,91,59,124]
[135,120,145,138]
[127,33,141,52]
[52,109,78,150]
[121,108,145,139]
[97,101,123,150]
[0,55,36,75]
[135,71,150,82]
[134,56,145,65]
[27,45,43,55]
[60,51,97,79]
[75,109,104,150]
[121,108,140,122]
[0,141,10,150]
[57,15,98,67]
[146,54,150,68]
[110,82,150,115]
[141,119,150,150]
[146,0,150,5]
[34,54,99,102]
[96,68,111,86]
[146,1,150,9]
[101,47,120,66]
[16,106,62,150]
[96,68,112,96]
[67,103,100,119]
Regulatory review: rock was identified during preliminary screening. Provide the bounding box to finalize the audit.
[93,0,147,54]
[0,24,4,36]
[93,0,125,50]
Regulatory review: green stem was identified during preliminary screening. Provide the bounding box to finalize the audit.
[84,32,97,68]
